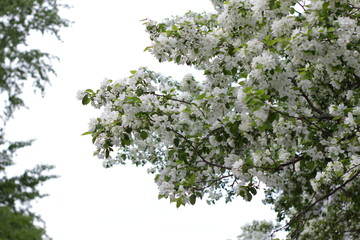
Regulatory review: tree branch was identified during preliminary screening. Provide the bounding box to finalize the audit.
[296,1,306,12]
[169,128,231,170]
[144,91,207,118]
[195,126,223,149]
[289,77,332,120]
[144,91,192,105]
[271,107,322,130]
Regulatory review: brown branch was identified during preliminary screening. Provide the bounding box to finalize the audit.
[242,156,302,173]
[278,157,302,170]
[349,4,360,17]
[169,128,231,170]
[195,126,223,149]
[192,174,235,193]
[296,1,306,12]
[300,91,327,117]
[205,174,234,188]
[144,91,192,105]
[144,91,207,118]
[289,77,332,120]
[271,107,326,134]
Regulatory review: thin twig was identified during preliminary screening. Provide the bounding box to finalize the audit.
[169,128,231,170]
[145,91,207,118]
[296,1,306,12]
[289,77,332,120]
[195,126,223,149]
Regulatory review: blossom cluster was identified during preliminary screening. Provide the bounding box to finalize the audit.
[80,0,360,238]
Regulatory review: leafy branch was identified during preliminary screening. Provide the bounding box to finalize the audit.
[270,169,360,237]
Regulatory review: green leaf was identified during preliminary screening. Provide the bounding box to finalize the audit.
[176,198,183,208]
[240,72,248,78]
[188,174,196,186]
[215,134,223,142]
[265,34,271,42]
[125,127,132,134]
[267,111,278,123]
[143,46,152,52]
[327,27,335,33]
[230,124,238,135]
[189,194,196,205]
[174,138,180,147]
[178,150,187,162]
[158,23,167,32]
[249,187,257,195]
[154,174,160,182]
[168,149,177,157]
[245,192,252,201]
[238,190,245,198]
[306,161,315,170]
[123,133,130,140]
[82,94,90,105]
[121,139,132,147]
[196,93,207,100]
[126,96,142,104]
[204,70,212,75]
[139,131,148,140]
[172,25,179,31]
[85,89,94,94]
[103,140,110,149]
[244,86,253,94]
[81,131,92,136]
[222,68,232,76]
[255,89,265,96]
[268,39,276,46]
[231,67,237,75]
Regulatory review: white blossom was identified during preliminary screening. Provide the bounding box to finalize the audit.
[79,1,360,238]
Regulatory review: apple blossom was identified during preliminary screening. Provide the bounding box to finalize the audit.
[80,0,360,239]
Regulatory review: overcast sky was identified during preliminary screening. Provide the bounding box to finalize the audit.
[6,1,276,239]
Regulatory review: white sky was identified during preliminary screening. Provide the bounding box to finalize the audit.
[6,1,277,239]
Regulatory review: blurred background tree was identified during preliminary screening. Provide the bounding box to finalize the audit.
[0,0,69,239]
[236,220,278,240]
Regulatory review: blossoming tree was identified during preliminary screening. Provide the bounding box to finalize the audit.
[79,0,360,238]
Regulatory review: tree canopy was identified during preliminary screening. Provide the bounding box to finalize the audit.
[0,0,69,239]
[80,0,360,239]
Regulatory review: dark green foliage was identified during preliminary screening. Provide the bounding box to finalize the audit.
[0,206,45,240]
